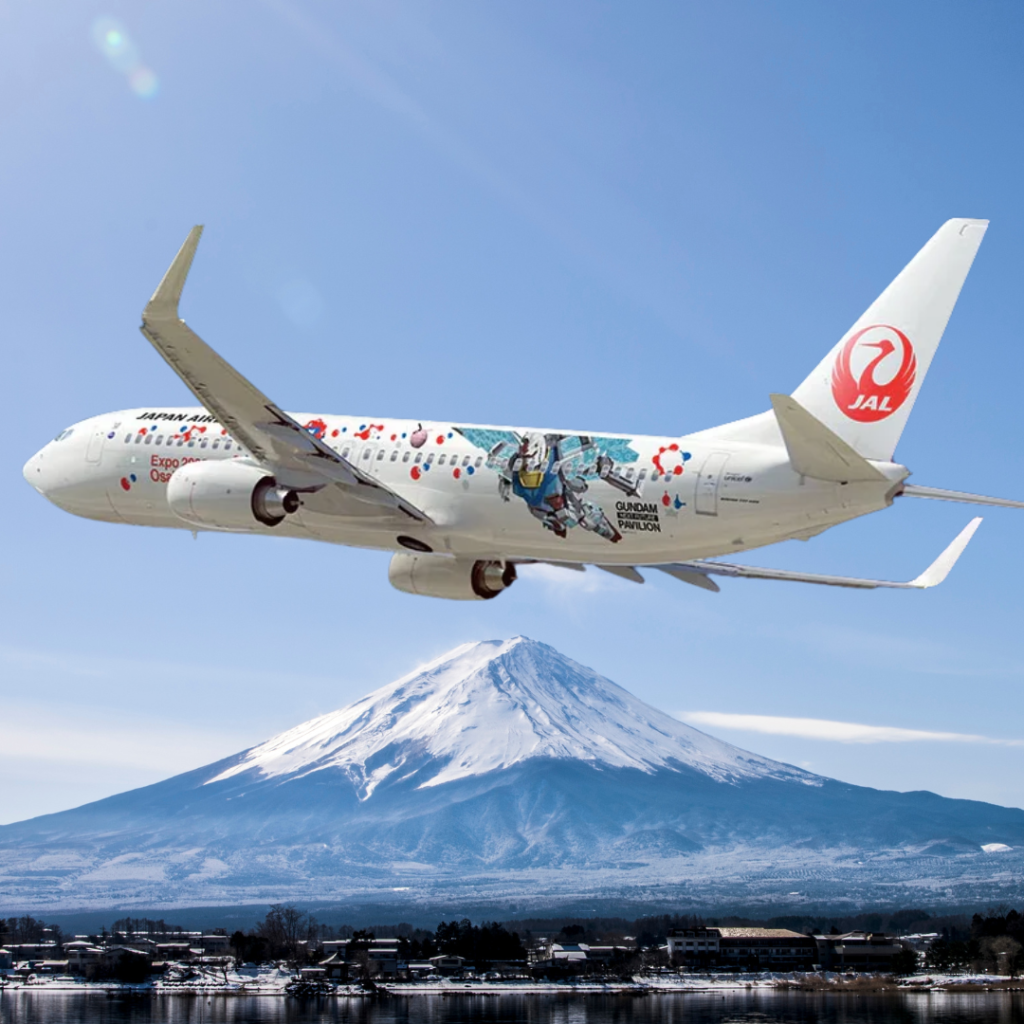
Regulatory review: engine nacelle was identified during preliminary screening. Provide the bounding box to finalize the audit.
[167,460,299,530]
[388,553,517,601]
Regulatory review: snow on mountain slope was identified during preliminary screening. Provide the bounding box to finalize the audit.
[209,637,817,796]
[2,636,1024,911]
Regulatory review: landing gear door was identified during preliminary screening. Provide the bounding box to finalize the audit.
[695,452,730,516]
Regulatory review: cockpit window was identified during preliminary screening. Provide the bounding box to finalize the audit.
[53,428,74,442]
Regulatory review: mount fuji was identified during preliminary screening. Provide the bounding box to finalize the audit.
[1,637,1022,914]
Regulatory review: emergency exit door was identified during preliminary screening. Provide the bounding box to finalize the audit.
[695,452,730,516]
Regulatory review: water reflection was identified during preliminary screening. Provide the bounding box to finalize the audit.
[1,992,1023,1024]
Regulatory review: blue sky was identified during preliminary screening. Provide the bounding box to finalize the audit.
[3,0,1024,824]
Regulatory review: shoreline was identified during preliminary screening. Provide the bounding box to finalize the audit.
[2,972,1024,997]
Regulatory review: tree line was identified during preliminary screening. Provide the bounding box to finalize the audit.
[925,909,1024,976]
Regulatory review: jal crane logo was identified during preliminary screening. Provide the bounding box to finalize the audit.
[831,324,917,422]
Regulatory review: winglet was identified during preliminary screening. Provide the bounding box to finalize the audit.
[910,517,982,588]
[143,225,204,322]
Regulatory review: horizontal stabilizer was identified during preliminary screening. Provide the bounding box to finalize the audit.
[770,394,887,483]
[901,484,1024,510]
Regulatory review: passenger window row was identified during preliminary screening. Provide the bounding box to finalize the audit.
[122,432,234,451]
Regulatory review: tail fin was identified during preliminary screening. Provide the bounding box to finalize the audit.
[791,218,988,461]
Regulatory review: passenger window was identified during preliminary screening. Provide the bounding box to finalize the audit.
[402,451,410,463]
[390,451,398,462]
[212,440,219,449]
[638,468,647,480]
[176,439,184,447]
[124,434,132,444]
[438,454,447,466]
[224,441,232,450]
[134,434,142,444]
[426,453,435,465]
[625,467,634,479]
[362,449,371,461]
[188,440,195,447]
[414,452,423,464]
[462,455,471,467]
[475,457,483,468]
[376,450,385,461]
[341,447,351,459]
[144,434,152,444]
[200,440,208,448]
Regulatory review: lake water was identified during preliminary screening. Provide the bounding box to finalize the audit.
[1,992,1022,1024]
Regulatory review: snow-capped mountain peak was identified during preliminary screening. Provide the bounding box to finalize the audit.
[209,637,812,795]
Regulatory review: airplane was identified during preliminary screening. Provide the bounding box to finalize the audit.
[23,218,1024,599]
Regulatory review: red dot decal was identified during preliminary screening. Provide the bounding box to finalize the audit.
[120,478,131,491]
[331,429,339,437]
[391,434,397,441]
[453,468,461,479]
[662,492,671,506]
[410,466,421,480]
[436,435,445,445]
[673,465,683,475]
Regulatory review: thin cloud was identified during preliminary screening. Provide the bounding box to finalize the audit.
[678,711,1023,747]
[0,707,254,773]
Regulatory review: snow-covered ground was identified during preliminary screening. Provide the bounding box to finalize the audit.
[2,970,1022,996]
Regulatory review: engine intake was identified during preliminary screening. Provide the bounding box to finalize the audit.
[167,460,299,530]
[388,553,517,601]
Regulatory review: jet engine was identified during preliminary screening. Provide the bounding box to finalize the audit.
[167,460,299,530]
[388,553,517,600]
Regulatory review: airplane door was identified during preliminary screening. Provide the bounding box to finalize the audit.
[359,443,378,476]
[86,425,108,464]
[695,452,730,516]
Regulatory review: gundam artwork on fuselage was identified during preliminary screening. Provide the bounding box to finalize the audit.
[455,428,640,543]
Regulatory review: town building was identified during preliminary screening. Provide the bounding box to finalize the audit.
[667,927,818,970]
[429,954,466,976]
[64,941,105,974]
[666,928,720,965]
[814,932,906,971]
[318,937,403,979]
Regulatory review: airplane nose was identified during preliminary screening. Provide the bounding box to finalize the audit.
[23,450,46,494]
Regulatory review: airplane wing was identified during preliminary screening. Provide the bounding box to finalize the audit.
[139,226,429,523]
[522,518,982,592]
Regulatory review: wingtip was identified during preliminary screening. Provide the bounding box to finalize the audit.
[142,225,205,322]
[911,516,983,588]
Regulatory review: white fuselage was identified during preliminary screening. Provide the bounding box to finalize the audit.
[24,406,906,564]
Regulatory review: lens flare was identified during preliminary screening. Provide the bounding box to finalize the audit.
[129,66,159,98]
[91,16,159,99]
